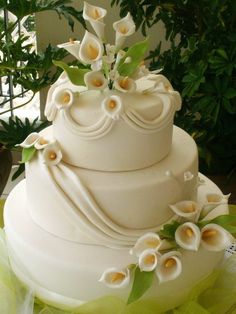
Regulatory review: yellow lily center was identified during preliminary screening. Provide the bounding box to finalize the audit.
[108,100,117,109]
[110,272,125,283]
[119,78,129,90]
[145,239,160,248]
[144,254,156,265]
[183,203,196,213]
[92,78,103,87]
[87,44,99,60]
[69,38,75,44]
[91,8,101,20]
[207,195,221,203]
[202,229,217,239]
[119,25,128,34]
[39,138,48,145]
[49,152,57,160]
[185,227,194,238]
[165,258,176,268]
[62,93,70,104]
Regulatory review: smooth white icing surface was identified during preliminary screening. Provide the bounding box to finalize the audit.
[4,175,228,308]
[24,126,198,247]
[47,74,181,171]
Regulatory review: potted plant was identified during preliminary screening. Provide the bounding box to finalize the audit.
[112,0,236,175]
[0,0,86,114]
[0,116,49,196]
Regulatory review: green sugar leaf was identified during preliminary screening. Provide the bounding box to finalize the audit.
[127,266,155,305]
[159,220,181,239]
[117,38,149,77]
[21,147,36,163]
[198,214,236,234]
[53,60,90,86]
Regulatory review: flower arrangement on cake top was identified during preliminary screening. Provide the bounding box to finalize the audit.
[53,1,152,94]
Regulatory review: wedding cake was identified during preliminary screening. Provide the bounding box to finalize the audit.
[3,2,234,311]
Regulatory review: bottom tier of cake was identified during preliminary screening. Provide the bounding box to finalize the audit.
[4,174,228,310]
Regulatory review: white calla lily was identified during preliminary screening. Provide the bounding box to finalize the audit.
[99,267,130,289]
[84,70,108,90]
[113,13,136,48]
[156,251,182,283]
[175,222,201,251]
[201,223,233,252]
[83,2,107,40]
[52,88,74,110]
[42,143,62,166]
[138,249,160,272]
[58,39,80,60]
[169,201,200,220]
[18,132,40,148]
[79,31,104,64]
[130,232,162,257]
[201,193,230,218]
[34,137,50,150]
[114,76,136,93]
[101,95,124,120]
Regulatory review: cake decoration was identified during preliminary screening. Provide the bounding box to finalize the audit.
[4,2,236,312]
[42,143,62,166]
[99,194,235,304]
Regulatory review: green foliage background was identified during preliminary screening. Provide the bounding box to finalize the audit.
[113,0,236,174]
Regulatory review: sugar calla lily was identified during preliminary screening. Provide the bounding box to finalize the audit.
[42,143,62,166]
[79,31,104,64]
[130,232,162,257]
[138,249,160,272]
[156,251,182,283]
[52,88,74,110]
[201,193,230,218]
[83,2,107,40]
[58,39,80,60]
[18,132,40,148]
[101,95,124,120]
[34,137,50,150]
[201,223,233,252]
[169,201,200,220]
[84,70,107,90]
[99,267,130,289]
[114,76,136,93]
[175,222,201,251]
[113,13,135,48]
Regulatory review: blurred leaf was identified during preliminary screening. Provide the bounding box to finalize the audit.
[127,267,155,305]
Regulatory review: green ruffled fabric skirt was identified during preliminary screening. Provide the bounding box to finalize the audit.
[1,199,236,314]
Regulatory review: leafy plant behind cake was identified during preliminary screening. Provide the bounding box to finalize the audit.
[112,0,236,175]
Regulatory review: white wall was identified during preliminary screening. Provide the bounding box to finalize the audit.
[35,1,168,112]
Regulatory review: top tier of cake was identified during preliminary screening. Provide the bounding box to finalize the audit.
[45,73,181,171]
[42,3,182,171]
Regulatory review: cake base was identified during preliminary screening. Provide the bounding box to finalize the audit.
[3,174,228,310]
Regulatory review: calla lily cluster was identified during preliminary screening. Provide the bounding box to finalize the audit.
[58,2,137,94]
[169,197,234,252]
[130,233,182,283]
[100,193,234,298]
[18,133,62,166]
[100,233,182,289]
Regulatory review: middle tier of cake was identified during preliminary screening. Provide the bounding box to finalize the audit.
[25,126,198,248]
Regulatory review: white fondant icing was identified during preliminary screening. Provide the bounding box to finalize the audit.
[4,174,228,308]
[24,126,198,246]
[45,73,181,170]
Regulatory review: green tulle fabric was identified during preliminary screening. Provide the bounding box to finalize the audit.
[0,228,236,314]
